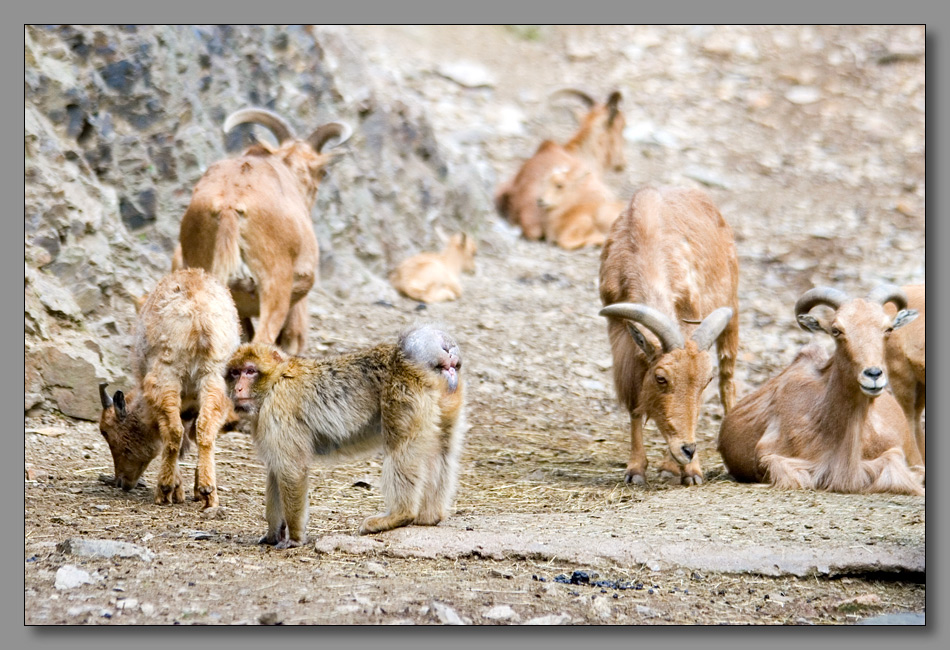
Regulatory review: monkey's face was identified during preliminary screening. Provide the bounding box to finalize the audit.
[226,362,260,415]
[438,347,461,393]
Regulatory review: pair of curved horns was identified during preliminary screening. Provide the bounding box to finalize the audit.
[223,108,352,153]
[795,284,909,324]
[599,303,733,353]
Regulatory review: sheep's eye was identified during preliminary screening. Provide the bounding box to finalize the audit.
[655,375,667,385]
[884,326,894,335]
[830,327,842,337]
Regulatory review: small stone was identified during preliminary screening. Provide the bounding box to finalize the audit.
[259,611,281,625]
[55,565,94,590]
[432,601,465,625]
[483,604,519,621]
[524,613,572,625]
[785,86,821,105]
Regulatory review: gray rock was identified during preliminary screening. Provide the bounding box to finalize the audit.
[524,613,572,625]
[54,565,94,590]
[57,537,156,562]
[857,612,924,625]
[431,601,465,625]
[483,604,520,621]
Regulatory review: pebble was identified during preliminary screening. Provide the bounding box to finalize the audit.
[54,565,94,590]
[524,613,572,625]
[483,604,519,621]
[57,537,155,562]
[784,86,821,105]
[432,601,465,625]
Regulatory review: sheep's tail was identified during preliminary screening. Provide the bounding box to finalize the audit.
[210,208,242,286]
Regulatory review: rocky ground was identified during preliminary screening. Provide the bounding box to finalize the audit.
[24,25,925,625]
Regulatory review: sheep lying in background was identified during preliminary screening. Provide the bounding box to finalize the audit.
[538,161,625,249]
[717,285,924,496]
[495,89,625,241]
[98,269,241,509]
[175,107,351,354]
[389,233,477,304]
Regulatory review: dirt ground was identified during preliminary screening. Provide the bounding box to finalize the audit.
[24,25,925,625]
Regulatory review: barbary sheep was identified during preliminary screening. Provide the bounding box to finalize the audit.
[537,161,625,249]
[98,269,241,509]
[599,186,739,486]
[495,89,625,241]
[717,285,924,496]
[175,107,351,355]
[884,284,925,463]
[389,233,477,304]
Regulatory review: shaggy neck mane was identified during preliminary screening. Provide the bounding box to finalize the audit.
[811,351,873,492]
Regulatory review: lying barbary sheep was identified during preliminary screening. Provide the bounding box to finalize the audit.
[495,89,625,240]
[389,233,477,303]
[537,161,625,249]
[98,269,241,509]
[884,283,925,464]
[717,285,924,496]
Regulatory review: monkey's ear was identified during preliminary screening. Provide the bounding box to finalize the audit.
[113,391,128,420]
[271,348,287,364]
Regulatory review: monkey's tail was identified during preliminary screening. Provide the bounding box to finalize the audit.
[209,207,242,287]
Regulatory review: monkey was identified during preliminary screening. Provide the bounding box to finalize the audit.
[224,323,466,548]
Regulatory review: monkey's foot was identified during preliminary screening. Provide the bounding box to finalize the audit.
[273,538,305,550]
[359,513,413,535]
[413,511,444,527]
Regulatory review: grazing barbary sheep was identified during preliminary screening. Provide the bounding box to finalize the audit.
[389,233,477,304]
[495,89,625,240]
[599,186,739,486]
[884,284,925,463]
[98,269,241,509]
[175,107,352,355]
[717,285,924,496]
[537,161,625,249]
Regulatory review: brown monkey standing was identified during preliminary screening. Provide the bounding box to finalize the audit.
[225,324,466,547]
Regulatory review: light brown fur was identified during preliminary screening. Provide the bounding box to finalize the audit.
[599,187,739,485]
[884,284,925,463]
[176,110,349,355]
[98,269,241,509]
[717,287,923,496]
[225,324,465,547]
[495,91,625,240]
[538,162,625,249]
[389,233,477,303]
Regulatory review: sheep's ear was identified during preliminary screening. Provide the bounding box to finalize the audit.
[626,322,656,360]
[891,309,918,330]
[113,391,128,420]
[796,314,827,334]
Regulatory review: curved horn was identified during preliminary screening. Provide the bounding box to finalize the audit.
[866,284,908,312]
[690,307,734,352]
[548,87,596,108]
[599,303,685,352]
[308,121,352,153]
[794,287,850,319]
[223,108,295,144]
[99,383,113,409]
